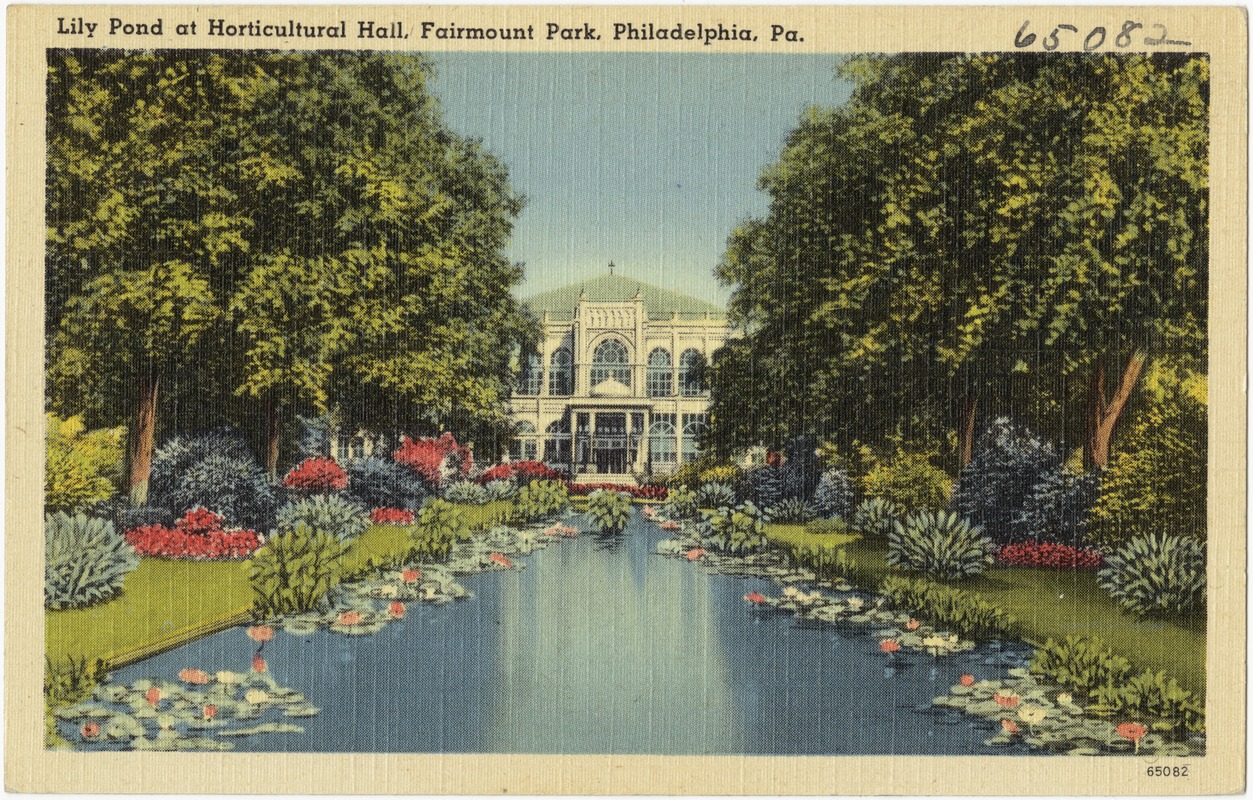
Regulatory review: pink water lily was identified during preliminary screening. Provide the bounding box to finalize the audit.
[685,547,706,561]
[959,674,975,687]
[178,668,210,685]
[401,569,421,583]
[80,721,100,739]
[880,639,901,654]
[489,553,513,568]
[905,619,921,631]
[338,611,363,626]
[252,654,267,673]
[389,601,406,619]
[744,592,767,605]
[145,687,162,707]
[203,704,218,720]
[246,624,274,643]
[660,520,680,531]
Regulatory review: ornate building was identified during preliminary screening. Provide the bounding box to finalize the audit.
[508,271,731,483]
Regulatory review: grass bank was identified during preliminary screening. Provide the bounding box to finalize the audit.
[765,526,1206,699]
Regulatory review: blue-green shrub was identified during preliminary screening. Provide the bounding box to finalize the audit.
[952,417,1059,545]
[739,467,784,509]
[1098,533,1206,616]
[483,479,518,502]
[663,484,698,519]
[888,510,992,580]
[443,480,488,505]
[1012,466,1100,547]
[512,479,570,523]
[148,430,276,531]
[812,468,854,520]
[277,494,369,541]
[345,456,431,511]
[45,512,138,610]
[853,496,898,538]
[766,497,816,523]
[779,435,823,502]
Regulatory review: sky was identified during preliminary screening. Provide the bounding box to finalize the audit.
[430,53,855,307]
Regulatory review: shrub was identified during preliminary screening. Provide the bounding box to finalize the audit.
[1092,670,1205,736]
[512,480,570,523]
[739,466,784,509]
[766,497,816,523]
[370,507,415,525]
[45,512,139,610]
[483,479,518,502]
[45,413,124,513]
[247,525,346,616]
[1012,466,1100,547]
[663,485,698,519]
[124,508,261,560]
[393,433,473,487]
[791,544,860,583]
[277,494,369,542]
[148,430,276,532]
[282,456,348,492]
[443,480,489,505]
[702,502,767,554]
[1098,533,1206,616]
[345,456,430,512]
[586,489,632,534]
[696,481,737,509]
[1028,636,1134,700]
[951,418,1059,544]
[777,435,824,502]
[878,575,1015,638]
[699,464,743,486]
[862,449,951,512]
[996,541,1103,569]
[666,461,703,490]
[812,468,854,520]
[476,460,565,486]
[887,510,992,581]
[852,496,899,538]
[410,498,465,561]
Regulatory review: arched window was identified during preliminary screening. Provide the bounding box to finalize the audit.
[591,338,631,388]
[520,353,542,396]
[511,421,537,461]
[679,349,707,397]
[646,348,672,397]
[548,347,572,396]
[543,418,571,467]
[648,420,677,466]
[681,416,706,463]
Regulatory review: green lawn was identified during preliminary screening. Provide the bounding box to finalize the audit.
[766,526,1207,699]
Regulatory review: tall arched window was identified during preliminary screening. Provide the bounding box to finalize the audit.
[681,416,706,463]
[648,420,677,467]
[548,347,572,396]
[511,421,537,461]
[543,418,571,467]
[646,348,673,397]
[520,353,542,396]
[679,349,707,397]
[591,338,631,388]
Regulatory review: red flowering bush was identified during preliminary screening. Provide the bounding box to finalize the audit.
[476,460,566,486]
[567,482,667,500]
[370,507,415,525]
[283,456,348,491]
[997,541,1104,569]
[393,433,472,486]
[125,507,261,560]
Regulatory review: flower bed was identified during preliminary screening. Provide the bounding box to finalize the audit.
[475,460,565,485]
[567,482,667,500]
[369,508,415,525]
[125,509,261,560]
[996,541,1103,569]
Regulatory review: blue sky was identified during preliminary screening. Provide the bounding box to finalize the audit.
[431,53,854,307]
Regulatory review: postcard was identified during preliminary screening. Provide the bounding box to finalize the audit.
[7,4,1246,794]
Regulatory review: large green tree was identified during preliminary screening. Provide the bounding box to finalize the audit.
[710,53,1208,469]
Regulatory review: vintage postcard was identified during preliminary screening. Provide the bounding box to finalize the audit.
[7,4,1246,795]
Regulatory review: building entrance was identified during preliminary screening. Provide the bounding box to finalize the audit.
[592,413,629,474]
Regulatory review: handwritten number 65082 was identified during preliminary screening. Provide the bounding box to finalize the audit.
[1014,20,1190,50]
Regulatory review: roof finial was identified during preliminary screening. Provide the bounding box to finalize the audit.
[608,260,615,276]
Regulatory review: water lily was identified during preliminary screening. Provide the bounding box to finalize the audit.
[1001,718,1020,736]
[1018,705,1047,733]
[684,547,706,561]
[246,625,274,643]
[993,691,1020,709]
[489,553,513,568]
[244,688,268,705]
[921,635,947,655]
[880,639,901,654]
[660,520,680,531]
[216,670,240,685]
[401,569,421,583]
[1115,722,1148,752]
[178,668,210,685]
[338,611,363,626]
[906,618,921,631]
[388,601,406,619]
[378,584,399,598]
[203,704,218,720]
[846,597,864,610]
[80,721,100,739]
[1057,692,1074,706]
[744,592,767,605]
[959,674,975,687]
[157,714,177,731]
[782,586,799,598]
[252,654,267,673]
[144,687,162,707]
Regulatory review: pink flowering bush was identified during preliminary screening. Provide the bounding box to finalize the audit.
[283,457,348,492]
[125,508,261,560]
[393,433,472,486]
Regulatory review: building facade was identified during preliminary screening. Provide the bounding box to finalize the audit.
[508,273,730,483]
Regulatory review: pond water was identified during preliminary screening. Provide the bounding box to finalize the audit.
[110,510,1034,754]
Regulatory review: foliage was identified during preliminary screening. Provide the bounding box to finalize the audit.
[696,481,738,509]
[512,480,570,523]
[124,508,261,560]
[1098,533,1206,616]
[952,418,1061,544]
[394,433,473,487]
[1011,466,1099,548]
[862,449,951,513]
[586,490,632,534]
[45,655,108,711]
[1029,636,1133,700]
[148,430,277,532]
[567,482,665,499]
[663,485,699,520]
[482,479,518,502]
[345,456,430,513]
[765,497,816,524]
[45,413,124,513]
[1088,364,1207,547]
[277,494,369,542]
[370,507,415,525]
[778,435,824,501]
[443,480,489,505]
[739,466,784,509]
[1092,670,1205,736]
[790,544,860,584]
[887,510,992,581]
[699,464,743,486]
[247,525,346,616]
[811,467,855,520]
[409,498,466,561]
[878,575,1015,638]
[282,456,348,492]
[476,461,565,486]
[701,502,767,554]
[45,512,139,610]
[996,541,1103,570]
[852,497,899,538]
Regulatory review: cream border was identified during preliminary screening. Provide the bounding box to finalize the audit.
[7,5,1246,794]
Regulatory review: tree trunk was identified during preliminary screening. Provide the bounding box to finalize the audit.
[266,394,282,483]
[1085,351,1147,469]
[959,394,978,469]
[127,375,159,506]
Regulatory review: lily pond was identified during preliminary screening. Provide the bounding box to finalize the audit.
[54,508,1194,756]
